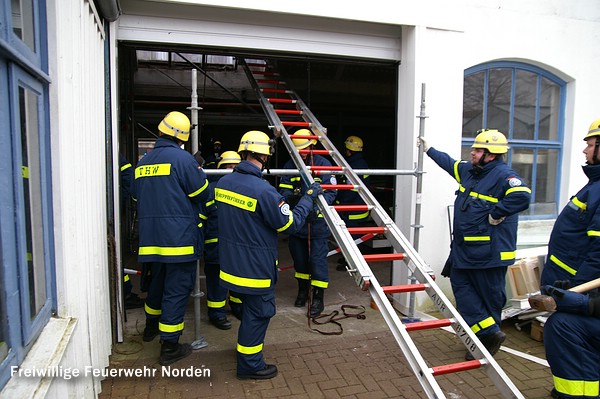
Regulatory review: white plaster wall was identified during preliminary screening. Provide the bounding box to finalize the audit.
[45,0,112,397]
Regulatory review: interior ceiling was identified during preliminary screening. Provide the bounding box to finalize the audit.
[118,44,399,171]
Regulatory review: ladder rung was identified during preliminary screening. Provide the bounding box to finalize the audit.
[363,253,405,262]
[261,88,291,94]
[289,134,319,140]
[257,79,284,84]
[298,149,330,155]
[382,284,427,295]
[431,360,483,376]
[347,227,385,234]
[309,165,343,171]
[275,109,302,115]
[404,318,452,331]
[283,121,311,127]
[333,205,370,212]
[320,184,356,190]
[268,98,296,104]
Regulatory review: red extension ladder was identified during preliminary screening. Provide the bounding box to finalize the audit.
[240,58,524,399]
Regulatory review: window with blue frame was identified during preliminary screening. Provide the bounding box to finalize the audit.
[462,62,565,219]
[0,0,54,390]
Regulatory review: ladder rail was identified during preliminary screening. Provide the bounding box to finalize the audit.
[241,58,525,399]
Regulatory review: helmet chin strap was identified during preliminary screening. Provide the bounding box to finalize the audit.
[593,140,600,164]
[252,152,270,172]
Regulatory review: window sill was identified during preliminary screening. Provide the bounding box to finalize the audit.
[1,317,78,398]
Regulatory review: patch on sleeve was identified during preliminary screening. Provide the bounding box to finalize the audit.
[508,176,523,187]
[280,203,290,216]
[330,176,337,185]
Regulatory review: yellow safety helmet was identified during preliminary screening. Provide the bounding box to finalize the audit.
[238,130,274,155]
[218,151,241,168]
[292,129,317,150]
[472,129,509,154]
[345,136,363,152]
[158,111,191,142]
[584,118,600,141]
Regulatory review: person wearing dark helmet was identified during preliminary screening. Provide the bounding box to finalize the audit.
[216,130,322,380]
[419,129,531,360]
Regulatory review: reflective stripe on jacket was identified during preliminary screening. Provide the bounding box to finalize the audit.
[216,160,314,294]
[542,163,600,286]
[278,155,337,238]
[427,147,531,269]
[133,137,209,263]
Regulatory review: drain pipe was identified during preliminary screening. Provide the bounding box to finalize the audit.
[95,0,121,22]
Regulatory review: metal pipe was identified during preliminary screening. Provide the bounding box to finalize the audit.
[189,69,207,350]
[202,168,419,176]
[405,83,428,323]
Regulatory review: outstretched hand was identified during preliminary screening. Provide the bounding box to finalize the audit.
[417,136,430,152]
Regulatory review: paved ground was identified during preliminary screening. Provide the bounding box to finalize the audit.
[100,239,553,399]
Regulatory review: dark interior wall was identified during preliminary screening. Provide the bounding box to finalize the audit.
[117,44,398,209]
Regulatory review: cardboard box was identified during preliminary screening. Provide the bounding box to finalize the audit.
[530,320,544,342]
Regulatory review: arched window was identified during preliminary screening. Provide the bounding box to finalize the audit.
[462,61,566,219]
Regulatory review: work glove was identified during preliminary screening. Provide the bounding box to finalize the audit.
[305,182,323,201]
[488,214,506,225]
[552,280,572,290]
[541,285,590,314]
[417,136,430,152]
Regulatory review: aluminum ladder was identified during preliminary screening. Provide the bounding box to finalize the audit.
[240,58,524,399]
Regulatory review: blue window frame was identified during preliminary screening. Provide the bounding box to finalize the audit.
[462,61,566,219]
[0,0,54,390]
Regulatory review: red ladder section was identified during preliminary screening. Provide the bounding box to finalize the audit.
[241,58,524,399]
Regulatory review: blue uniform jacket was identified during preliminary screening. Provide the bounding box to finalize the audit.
[427,147,531,269]
[542,163,600,286]
[278,155,337,238]
[132,137,209,263]
[216,160,315,294]
[336,152,371,221]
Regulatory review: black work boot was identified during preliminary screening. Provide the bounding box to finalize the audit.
[465,330,506,360]
[309,287,325,317]
[159,341,192,366]
[294,279,309,307]
[143,318,159,342]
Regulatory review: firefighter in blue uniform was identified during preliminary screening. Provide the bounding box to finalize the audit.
[216,130,322,380]
[540,118,600,399]
[336,135,371,271]
[132,111,209,366]
[419,129,531,360]
[279,129,338,317]
[200,151,241,330]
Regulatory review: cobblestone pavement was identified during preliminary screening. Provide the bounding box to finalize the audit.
[101,242,552,399]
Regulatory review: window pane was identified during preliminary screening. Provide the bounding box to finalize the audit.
[18,86,46,319]
[486,68,512,134]
[513,70,536,140]
[11,0,36,51]
[539,77,560,141]
[462,71,484,137]
[534,149,558,213]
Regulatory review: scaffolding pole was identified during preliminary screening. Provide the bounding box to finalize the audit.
[188,69,207,350]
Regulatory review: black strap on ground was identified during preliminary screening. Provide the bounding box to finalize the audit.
[309,304,366,335]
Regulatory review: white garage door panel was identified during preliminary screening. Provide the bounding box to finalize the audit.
[117,14,402,61]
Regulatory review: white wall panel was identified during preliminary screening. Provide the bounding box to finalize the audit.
[46,0,112,397]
